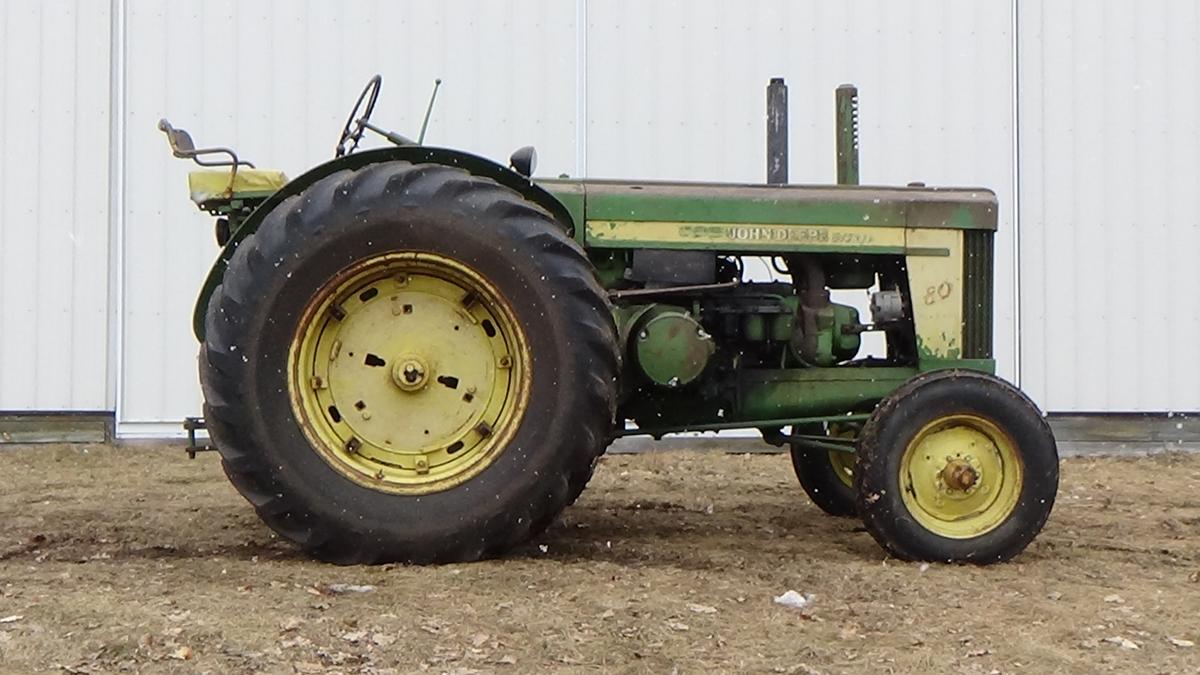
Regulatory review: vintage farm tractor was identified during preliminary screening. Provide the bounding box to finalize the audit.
[161,76,1058,565]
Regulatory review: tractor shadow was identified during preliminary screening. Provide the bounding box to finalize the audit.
[526,495,883,571]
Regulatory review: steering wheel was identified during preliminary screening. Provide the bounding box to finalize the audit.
[335,75,383,157]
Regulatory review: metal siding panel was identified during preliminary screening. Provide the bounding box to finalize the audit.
[117,0,578,428]
[0,1,39,408]
[0,0,110,410]
[585,0,1018,380]
[1163,0,1200,412]
[1019,0,1200,411]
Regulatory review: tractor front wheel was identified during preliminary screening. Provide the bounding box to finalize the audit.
[790,423,858,517]
[854,370,1058,563]
[199,161,619,564]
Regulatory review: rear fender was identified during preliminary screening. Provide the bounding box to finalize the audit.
[191,146,574,340]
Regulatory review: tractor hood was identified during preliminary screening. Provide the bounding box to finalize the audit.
[537,178,997,254]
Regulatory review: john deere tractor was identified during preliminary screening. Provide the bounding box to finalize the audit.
[161,76,1058,565]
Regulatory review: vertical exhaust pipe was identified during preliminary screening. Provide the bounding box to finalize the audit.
[766,78,830,353]
[766,78,788,185]
[835,84,860,185]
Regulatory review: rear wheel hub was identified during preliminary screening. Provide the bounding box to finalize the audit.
[392,356,430,392]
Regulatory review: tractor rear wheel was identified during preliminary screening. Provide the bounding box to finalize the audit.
[199,161,618,564]
[854,370,1058,563]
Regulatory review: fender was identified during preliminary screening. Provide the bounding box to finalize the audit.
[191,146,575,341]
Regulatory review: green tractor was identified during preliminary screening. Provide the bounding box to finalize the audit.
[161,76,1057,565]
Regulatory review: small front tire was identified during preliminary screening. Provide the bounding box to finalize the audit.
[854,369,1058,564]
[790,424,858,518]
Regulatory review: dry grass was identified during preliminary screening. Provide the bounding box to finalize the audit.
[0,444,1198,673]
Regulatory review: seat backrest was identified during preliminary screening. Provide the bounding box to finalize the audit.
[158,119,196,156]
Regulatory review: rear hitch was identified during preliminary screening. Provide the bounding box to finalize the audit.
[182,417,216,459]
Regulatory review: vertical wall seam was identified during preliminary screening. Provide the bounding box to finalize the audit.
[33,3,44,404]
[1012,0,1022,388]
[0,4,9,404]
[68,3,80,407]
[575,0,587,177]
[108,0,127,421]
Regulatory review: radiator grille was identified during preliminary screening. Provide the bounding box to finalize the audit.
[962,230,994,359]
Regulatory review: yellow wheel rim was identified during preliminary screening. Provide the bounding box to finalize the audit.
[827,450,855,488]
[288,252,531,495]
[825,423,857,488]
[899,415,1023,539]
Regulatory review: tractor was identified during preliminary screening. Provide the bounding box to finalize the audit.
[161,75,1058,565]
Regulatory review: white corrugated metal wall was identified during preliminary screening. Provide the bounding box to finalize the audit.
[0,1,112,411]
[2,0,1197,430]
[1018,0,1200,412]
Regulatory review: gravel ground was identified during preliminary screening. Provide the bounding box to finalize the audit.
[1,444,1198,674]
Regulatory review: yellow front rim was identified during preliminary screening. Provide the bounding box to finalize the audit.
[288,252,531,495]
[899,415,1023,539]
[826,423,857,488]
[828,450,855,488]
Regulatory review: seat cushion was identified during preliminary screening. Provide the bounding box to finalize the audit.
[188,169,288,205]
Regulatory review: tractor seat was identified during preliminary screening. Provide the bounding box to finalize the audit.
[188,169,288,206]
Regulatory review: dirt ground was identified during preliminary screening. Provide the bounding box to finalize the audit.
[0,445,1197,674]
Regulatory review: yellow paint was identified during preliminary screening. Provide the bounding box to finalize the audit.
[905,228,963,358]
[826,422,858,488]
[827,450,855,488]
[288,252,531,495]
[586,220,907,251]
[899,415,1024,538]
[188,168,288,204]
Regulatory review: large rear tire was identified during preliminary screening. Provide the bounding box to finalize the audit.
[854,370,1058,564]
[200,161,619,564]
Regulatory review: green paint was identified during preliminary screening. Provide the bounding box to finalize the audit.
[544,182,585,244]
[836,85,860,186]
[789,436,859,455]
[735,367,916,421]
[540,180,997,230]
[588,231,907,254]
[744,314,767,342]
[916,334,962,360]
[583,185,905,227]
[588,249,628,289]
[770,301,795,341]
[904,247,951,257]
[619,413,873,439]
[907,196,998,231]
[962,230,995,359]
[632,307,715,387]
[918,358,996,374]
[802,303,862,367]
